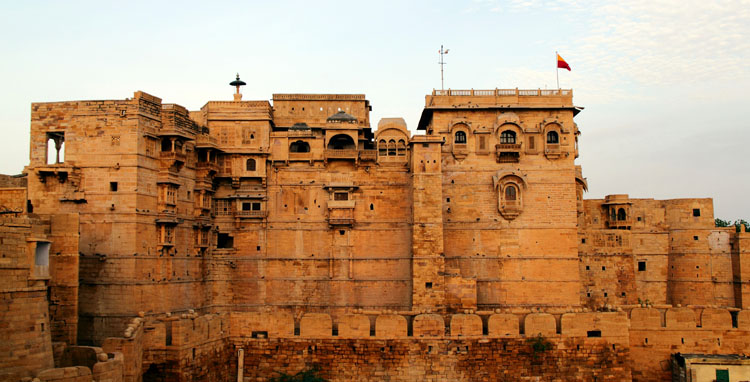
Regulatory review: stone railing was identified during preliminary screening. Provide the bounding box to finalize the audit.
[325,149,358,160]
[236,210,267,218]
[359,149,378,161]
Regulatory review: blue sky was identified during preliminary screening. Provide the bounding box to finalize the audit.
[1,0,748,220]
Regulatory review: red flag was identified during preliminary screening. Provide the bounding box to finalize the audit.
[557,54,571,71]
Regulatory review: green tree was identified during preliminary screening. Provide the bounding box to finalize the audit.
[735,219,749,233]
[716,218,731,227]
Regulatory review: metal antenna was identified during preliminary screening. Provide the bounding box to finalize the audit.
[439,45,450,91]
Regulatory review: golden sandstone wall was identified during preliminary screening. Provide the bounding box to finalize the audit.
[3,86,748,381]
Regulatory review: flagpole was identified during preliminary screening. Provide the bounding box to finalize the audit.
[556,51,559,89]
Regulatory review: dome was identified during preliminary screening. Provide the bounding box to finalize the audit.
[326,110,357,123]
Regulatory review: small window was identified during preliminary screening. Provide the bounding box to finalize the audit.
[505,185,517,201]
[110,182,118,192]
[581,238,586,244]
[716,369,729,382]
[617,208,627,221]
[334,192,348,201]
[35,242,51,266]
[587,330,601,338]
[378,139,387,156]
[242,202,252,211]
[500,130,516,144]
[246,158,256,171]
[693,208,700,217]
[602,266,606,270]
[454,131,467,144]
[290,140,310,153]
[693,236,699,241]
[585,265,590,270]
[425,282,433,289]
[217,233,233,249]
[546,131,559,144]
[638,261,646,272]
[603,292,608,297]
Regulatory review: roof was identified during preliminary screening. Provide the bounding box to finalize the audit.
[327,111,357,123]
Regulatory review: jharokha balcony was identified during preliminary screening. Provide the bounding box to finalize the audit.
[496,143,522,163]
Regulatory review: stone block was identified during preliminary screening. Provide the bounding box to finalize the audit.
[665,308,696,329]
[738,310,750,330]
[700,308,732,329]
[450,314,482,337]
[413,314,444,337]
[488,314,519,337]
[630,307,662,329]
[560,312,629,337]
[524,313,556,337]
[337,314,370,338]
[375,314,407,338]
[299,313,332,338]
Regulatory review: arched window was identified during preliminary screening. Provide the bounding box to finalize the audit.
[327,134,355,150]
[500,130,516,144]
[455,131,467,144]
[290,140,310,153]
[246,158,256,171]
[617,208,627,221]
[388,139,396,156]
[505,185,517,201]
[397,139,406,156]
[378,139,387,156]
[547,131,559,144]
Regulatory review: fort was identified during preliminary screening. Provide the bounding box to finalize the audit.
[0,81,748,381]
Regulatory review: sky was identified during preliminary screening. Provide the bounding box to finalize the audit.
[1,0,748,220]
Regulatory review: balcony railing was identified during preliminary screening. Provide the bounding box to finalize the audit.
[359,150,377,161]
[159,150,187,163]
[236,210,268,218]
[288,130,314,137]
[607,219,632,229]
[288,152,311,161]
[195,134,218,148]
[496,143,522,151]
[325,149,358,160]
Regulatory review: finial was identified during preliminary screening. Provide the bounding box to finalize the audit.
[229,73,247,101]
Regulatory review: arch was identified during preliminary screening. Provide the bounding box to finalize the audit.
[505,184,517,200]
[327,134,355,150]
[547,131,559,144]
[500,130,517,144]
[397,139,406,156]
[245,158,256,171]
[454,131,467,144]
[617,208,627,221]
[290,140,310,153]
[378,139,387,156]
[387,139,396,156]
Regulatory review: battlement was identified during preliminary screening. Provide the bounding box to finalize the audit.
[425,88,573,108]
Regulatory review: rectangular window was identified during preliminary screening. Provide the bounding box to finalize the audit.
[110,182,118,192]
[638,261,646,272]
[252,202,261,211]
[715,369,729,382]
[35,242,51,266]
[242,202,252,211]
[693,208,701,217]
[214,199,233,216]
[334,192,348,201]
[217,233,233,249]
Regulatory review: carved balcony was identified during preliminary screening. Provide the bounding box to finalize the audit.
[327,200,355,226]
[495,143,522,163]
[544,144,562,159]
[235,210,268,219]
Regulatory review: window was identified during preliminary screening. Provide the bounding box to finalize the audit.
[334,192,348,201]
[500,130,516,144]
[46,132,65,164]
[214,199,232,216]
[638,261,646,271]
[242,202,252,211]
[246,158,256,171]
[290,140,310,153]
[693,208,701,217]
[479,136,487,151]
[455,131,467,144]
[397,139,406,156]
[546,131,559,144]
[388,139,396,156]
[617,208,627,221]
[217,233,233,249]
[35,242,50,266]
[529,136,535,150]
[505,185,517,201]
[110,182,118,192]
[378,139,387,156]
[715,369,729,382]
[252,202,261,211]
